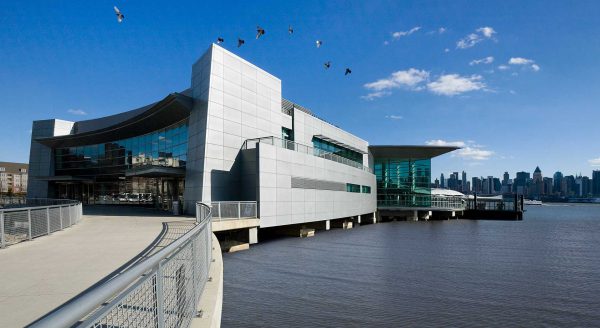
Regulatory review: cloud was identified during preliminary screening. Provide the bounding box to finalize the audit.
[392,26,421,39]
[444,48,450,53]
[438,27,447,34]
[456,26,496,49]
[67,109,87,115]
[498,65,509,70]
[426,139,494,160]
[360,91,391,101]
[509,57,533,65]
[364,68,430,92]
[589,158,600,166]
[508,57,540,72]
[469,56,494,66]
[426,74,486,96]
[385,115,403,120]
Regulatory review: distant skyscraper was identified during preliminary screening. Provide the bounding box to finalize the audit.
[514,171,530,195]
[440,173,445,189]
[502,172,509,186]
[543,177,553,195]
[553,171,564,194]
[462,171,468,192]
[593,171,600,196]
[531,166,543,197]
[472,177,482,194]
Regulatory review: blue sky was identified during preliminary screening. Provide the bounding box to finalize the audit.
[1,0,599,181]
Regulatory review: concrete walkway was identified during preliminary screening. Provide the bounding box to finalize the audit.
[0,206,194,327]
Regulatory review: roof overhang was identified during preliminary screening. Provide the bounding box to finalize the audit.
[368,145,459,159]
[34,176,94,183]
[313,135,367,154]
[36,93,193,148]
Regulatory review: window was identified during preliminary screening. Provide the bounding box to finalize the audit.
[362,185,371,194]
[312,137,363,164]
[0,167,4,172]
[346,183,360,193]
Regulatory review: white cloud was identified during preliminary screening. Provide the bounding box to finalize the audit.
[426,74,486,96]
[444,48,450,53]
[425,139,466,147]
[469,56,494,66]
[438,27,447,34]
[498,65,509,70]
[392,26,421,39]
[425,139,494,160]
[589,158,600,166]
[360,91,391,101]
[531,64,540,71]
[385,115,403,120]
[68,109,87,115]
[456,26,496,49]
[509,57,534,65]
[364,68,430,91]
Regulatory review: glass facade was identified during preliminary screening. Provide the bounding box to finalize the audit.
[312,137,363,165]
[52,120,188,206]
[374,158,432,207]
[346,183,361,193]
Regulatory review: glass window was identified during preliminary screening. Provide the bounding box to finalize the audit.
[346,183,360,193]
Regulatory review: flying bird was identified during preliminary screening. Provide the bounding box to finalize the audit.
[238,38,245,47]
[345,68,352,76]
[256,26,265,39]
[324,61,331,69]
[217,37,224,44]
[288,25,294,34]
[113,6,124,23]
[316,40,323,48]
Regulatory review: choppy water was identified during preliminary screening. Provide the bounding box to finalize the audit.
[222,205,600,327]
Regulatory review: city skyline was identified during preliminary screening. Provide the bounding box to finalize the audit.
[2,1,600,178]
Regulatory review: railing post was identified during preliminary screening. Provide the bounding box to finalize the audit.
[156,262,165,328]
[27,209,32,240]
[68,205,72,227]
[59,206,63,230]
[237,202,241,219]
[1,211,5,249]
[46,207,50,235]
[218,202,222,221]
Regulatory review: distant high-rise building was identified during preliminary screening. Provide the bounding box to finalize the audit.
[575,175,591,197]
[434,178,440,188]
[472,177,482,194]
[502,172,509,186]
[562,175,576,197]
[593,171,600,196]
[543,177,553,195]
[514,171,530,195]
[493,178,501,194]
[531,166,544,197]
[553,171,564,195]
[440,173,445,189]
[462,171,468,192]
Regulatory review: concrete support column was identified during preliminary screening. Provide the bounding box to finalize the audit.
[357,215,362,225]
[411,210,419,221]
[325,220,330,231]
[249,227,258,245]
[373,212,377,224]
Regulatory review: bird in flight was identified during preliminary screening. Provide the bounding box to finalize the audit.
[114,6,124,23]
[217,37,224,44]
[238,38,245,47]
[288,25,294,34]
[316,40,323,48]
[324,61,331,69]
[345,68,352,75]
[256,26,265,39]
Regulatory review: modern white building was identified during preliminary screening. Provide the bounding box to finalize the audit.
[27,44,458,231]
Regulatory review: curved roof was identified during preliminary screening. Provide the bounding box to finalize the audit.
[36,93,193,148]
[431,188,465,196]
[368,145,459,159]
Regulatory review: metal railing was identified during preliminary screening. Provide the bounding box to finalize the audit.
[1,199,82,248]
[378,195,466,210]
[30,202,213,328]
[466,198,520,212]
[243,136,373,173]
[211,201,257,221]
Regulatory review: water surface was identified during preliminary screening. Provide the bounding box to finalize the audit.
[222,205,600,327]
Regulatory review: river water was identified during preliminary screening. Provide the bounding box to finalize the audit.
[221,205,600,327]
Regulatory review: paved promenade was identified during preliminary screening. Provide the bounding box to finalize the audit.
[0,206,194,327]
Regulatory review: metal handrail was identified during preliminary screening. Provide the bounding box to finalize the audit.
[1,198,81,248]
[378,195,466,210]
[243,136,373,173]
[30,202,213,328]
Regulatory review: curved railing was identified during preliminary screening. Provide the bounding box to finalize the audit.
[377,195,466,210]
[0,198,82,248]
[30,202,213,328]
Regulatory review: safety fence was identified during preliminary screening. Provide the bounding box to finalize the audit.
[1,199,82,248]
[378,195,466,210]
[211,201,257,221]
[466,198,522,212]
[30,202,213,328]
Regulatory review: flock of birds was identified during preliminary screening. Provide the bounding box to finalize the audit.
[112,6,352,76]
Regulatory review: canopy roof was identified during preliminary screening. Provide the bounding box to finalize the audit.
[368,145,459,159]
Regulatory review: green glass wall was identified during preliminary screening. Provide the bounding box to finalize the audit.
[374,158,431,207]
[312,137,363,164]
